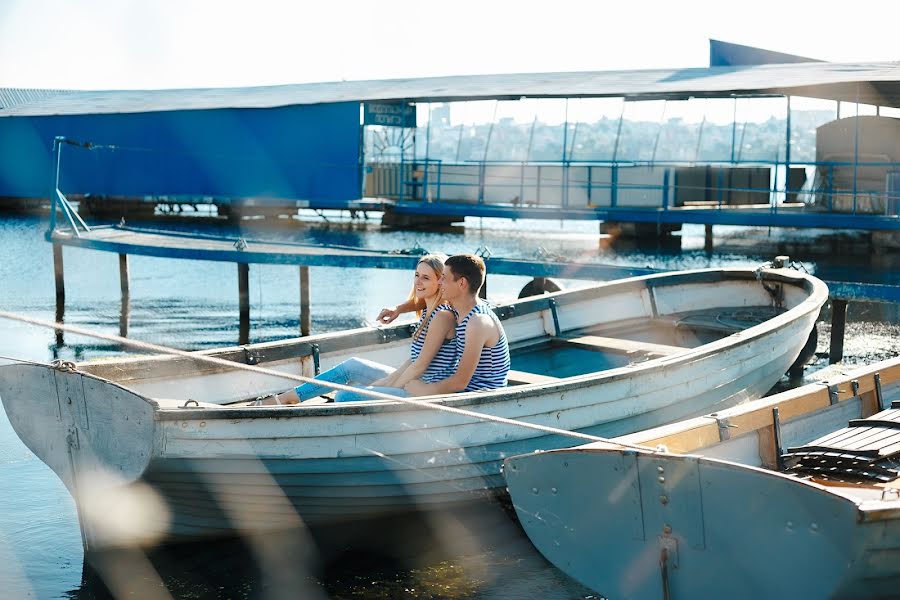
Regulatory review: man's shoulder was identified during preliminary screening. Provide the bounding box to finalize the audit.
[465,312,496,331]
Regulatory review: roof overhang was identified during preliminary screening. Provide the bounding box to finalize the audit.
[2,60,900,117]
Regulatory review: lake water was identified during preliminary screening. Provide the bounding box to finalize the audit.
[1,212,898,599]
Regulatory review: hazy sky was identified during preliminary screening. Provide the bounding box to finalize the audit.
[1,0,898,90]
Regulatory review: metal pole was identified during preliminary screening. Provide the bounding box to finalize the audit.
[785,96,792,206]
[49,137,63,233]
[562,98,570,208]
[612,101,625,162]
[730,99,737,164]
[300,266,311,337]
[852,85,860,212]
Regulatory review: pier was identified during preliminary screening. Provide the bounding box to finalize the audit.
[48,213,900,358]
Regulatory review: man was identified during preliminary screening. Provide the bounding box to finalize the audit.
[404,254,510,395]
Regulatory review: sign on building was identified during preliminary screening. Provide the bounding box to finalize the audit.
[364,102,416,128]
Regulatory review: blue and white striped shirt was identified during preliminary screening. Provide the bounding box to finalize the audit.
[410,304,459,383]
[455,302,510,392]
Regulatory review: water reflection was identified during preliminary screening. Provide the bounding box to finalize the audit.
[67,503,596,600]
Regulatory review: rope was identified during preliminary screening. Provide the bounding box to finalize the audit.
[0,310,657,452]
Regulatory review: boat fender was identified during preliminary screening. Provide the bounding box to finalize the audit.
[518,277,562,299]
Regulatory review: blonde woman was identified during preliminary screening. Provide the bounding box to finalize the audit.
[256,254,458,404]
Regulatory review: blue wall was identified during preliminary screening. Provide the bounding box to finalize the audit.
[0,102,361,207]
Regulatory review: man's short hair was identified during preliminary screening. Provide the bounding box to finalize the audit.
[445,254,486,295]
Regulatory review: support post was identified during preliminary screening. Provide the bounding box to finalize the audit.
[118,253,130,338]
[53,242,65,346]
[53,243,65,306]
[829,298,848,364]
[238,263,250,345]
[704,224,714,253]
[299,266,311,337]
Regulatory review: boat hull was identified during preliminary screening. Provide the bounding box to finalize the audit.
[506,449,900,600]
[504,359,900,599]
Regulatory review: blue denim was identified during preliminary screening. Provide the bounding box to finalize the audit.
[293,357,408,402]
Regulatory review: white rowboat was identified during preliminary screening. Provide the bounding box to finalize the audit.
[0,266,827,550]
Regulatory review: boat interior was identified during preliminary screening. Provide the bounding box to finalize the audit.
[508,305,784,384]
[617,360,900,501]
[77,299,788,406]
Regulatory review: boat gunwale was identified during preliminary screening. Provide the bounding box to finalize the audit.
[157,267,825,419]
[502,355,900,520]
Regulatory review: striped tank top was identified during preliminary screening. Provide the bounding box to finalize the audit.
[455,302,510,392]
[410,303,459,383]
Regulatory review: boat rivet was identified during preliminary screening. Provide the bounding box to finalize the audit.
[657,466,664,473]
[199,421,206,428]
[658,476,665,484]
[181,422,188,428]
[810,522,818,531]
[532,487,539,495]
[659,495,669,505]
[551,487,558,495]
[786,521,794,530]
[663,525,672,535]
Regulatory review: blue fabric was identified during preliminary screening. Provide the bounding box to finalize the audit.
[334,385,409,403]
[293,357,395,400]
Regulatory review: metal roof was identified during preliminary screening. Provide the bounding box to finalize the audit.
[2,61,900,117]
[0,88,73,110]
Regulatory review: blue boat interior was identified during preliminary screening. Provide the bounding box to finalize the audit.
[506,304,783,383]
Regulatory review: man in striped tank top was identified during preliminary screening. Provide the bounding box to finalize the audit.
[404,254,510,396]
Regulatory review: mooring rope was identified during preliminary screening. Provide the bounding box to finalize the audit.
[0,310,658,452]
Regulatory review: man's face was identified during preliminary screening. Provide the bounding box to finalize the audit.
[440,266,465,302]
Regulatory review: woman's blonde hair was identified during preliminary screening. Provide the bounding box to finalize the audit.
[408,253,448,341]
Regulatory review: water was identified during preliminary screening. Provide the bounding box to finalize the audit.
[0,212,897,599]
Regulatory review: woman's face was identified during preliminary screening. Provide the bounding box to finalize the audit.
[414,262,442,300]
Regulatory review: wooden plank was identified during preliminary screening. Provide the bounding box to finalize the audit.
[630,363,900,454]
[507,370,559,386]
[560,335,684,357]
[299,266,311,337]
[238,263,250,345]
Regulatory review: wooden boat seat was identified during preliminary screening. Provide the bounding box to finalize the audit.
[784,407,900,483]
[559,335,684,358]
[507,369,559,386]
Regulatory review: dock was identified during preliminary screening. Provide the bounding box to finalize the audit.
[48,220,900,361]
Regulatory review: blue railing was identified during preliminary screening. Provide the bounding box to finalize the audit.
[370,157,900,226]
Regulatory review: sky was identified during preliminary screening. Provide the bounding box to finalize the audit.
[1,0,899,91]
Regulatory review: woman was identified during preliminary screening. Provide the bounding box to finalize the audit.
[254,254,458,405]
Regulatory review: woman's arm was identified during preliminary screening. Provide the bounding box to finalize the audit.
[391,311,456,389]
[372,359,412,387]
[376,297,424,324]
[404,316,491,396]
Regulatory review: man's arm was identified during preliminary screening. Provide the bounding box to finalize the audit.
[404,315,491,396]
